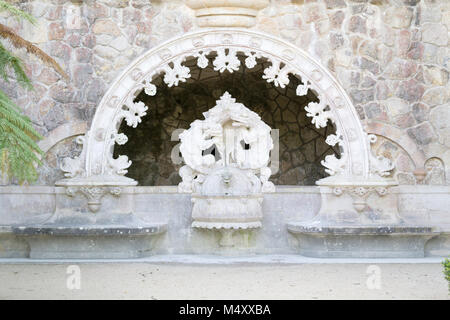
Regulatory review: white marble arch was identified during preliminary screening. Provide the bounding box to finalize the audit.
[58,29,393,187]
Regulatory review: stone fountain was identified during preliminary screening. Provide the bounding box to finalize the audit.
[178,92,275,246]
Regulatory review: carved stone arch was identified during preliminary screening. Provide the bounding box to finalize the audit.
[58,29,392,187]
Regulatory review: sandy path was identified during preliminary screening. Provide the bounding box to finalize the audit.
[0,263,448,299]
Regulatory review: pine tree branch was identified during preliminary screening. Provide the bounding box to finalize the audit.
[0,23,68,80]
[0,87,43,183]
[0,0,36,25]
[0,42,32,88]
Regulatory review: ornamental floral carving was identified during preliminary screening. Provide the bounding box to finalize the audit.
[114,133,128,145]
[244,51,261,69]
[304,101,331,129]
[296,83,309,96]
[213,48,240,73]
[143,80,157,96]
[262,62,290,88]
[123,101,148,128]
[65,186,123,213]
[194,50,211,69]
[163,58,191,87]
[332,185,389,212]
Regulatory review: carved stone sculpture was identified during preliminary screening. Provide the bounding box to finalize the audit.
[178,92,274,245]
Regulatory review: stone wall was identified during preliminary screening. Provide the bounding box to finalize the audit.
[0,0,448,185]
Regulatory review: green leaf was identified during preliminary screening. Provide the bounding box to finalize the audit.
[0,0,36,25]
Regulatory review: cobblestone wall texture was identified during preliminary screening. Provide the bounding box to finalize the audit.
[0,0,448,185]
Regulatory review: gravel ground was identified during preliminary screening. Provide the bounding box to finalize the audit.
[0,262,448,299]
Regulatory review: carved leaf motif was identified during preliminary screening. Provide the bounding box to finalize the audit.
[325,134,341,147]
[244,51,260,69]
[143,81,157,96]
[304,102,330,128]
[80,187,106,202]
[163,60,191,87]
[195,51,210,69]
[351,187,372,199]
[296,83,309,96]
[124,101,148,128]
[262,63,290,88]
[109,187,122,197]
[375,187,388,196]
[114,133,128,145]
[213,48,240,73]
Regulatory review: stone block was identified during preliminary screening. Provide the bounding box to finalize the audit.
[383,6,413,29]
[92,19,121,36]
[407,122,436,145]
[422,23,448,46]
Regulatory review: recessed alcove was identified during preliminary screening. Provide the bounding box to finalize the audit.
[114,54,340,186]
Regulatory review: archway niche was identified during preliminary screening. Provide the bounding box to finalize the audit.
[56,29,397,221]
[49,29,422,259]
[114,54,340,186]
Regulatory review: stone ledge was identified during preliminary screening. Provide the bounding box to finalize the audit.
[1,223,167,259]
[287,222,439,258]
[287,223,436,235]
[12,224,167,236]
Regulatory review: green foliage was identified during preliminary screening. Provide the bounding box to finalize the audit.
[0,42,32,89]
[443,258,450,292]
[0,0,36,25]
[0,1,43,184]
[0,89,43,183]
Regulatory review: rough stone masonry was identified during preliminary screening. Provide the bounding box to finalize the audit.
[0,0,448,187]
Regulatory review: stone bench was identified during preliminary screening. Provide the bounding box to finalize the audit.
[0,226,29,258]
[287,223,439,258]
[2,224,167,259]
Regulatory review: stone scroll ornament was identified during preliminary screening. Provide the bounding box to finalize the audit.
[178,92,275,194]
